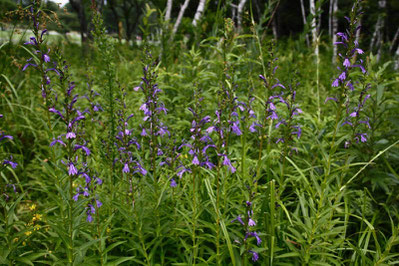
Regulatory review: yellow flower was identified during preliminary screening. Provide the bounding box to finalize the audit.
[33,214,42,221]
[13,237,18,243]
[29,204,37,211]
[106,227,111,234]
[22,241,26,246]
[25,231,32,237]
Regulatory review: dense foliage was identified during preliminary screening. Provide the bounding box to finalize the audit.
[0,0,399,265]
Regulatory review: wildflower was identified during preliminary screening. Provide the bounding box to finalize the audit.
[231,215,245,226]
[170,178,177,187]
[68,163,78,176]
[249,250,259,262]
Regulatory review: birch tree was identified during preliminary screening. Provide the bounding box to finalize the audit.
[309,0,318,56]
[300,0,310,47]
[370,0,386,61]
[395,45,399,70]
[172,0,190,36]
[165,0,173,22]
[331,0,338,64]
[192,0,206,26]
[390,27,399,53]
[237,0,248,31]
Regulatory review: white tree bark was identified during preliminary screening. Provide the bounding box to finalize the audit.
[172,0,190,35]
[231,3,237,23]
[272,16,278,40]
[370,0,386,56]
[237,0,248,31]
[165,0,173,21]
[309,0,318,56]
[394,45,399,70]
[300,0,310,47]
[192,0,206,26]
[329,0,333,37]
[332,0,338,64]
[390,27,399,53]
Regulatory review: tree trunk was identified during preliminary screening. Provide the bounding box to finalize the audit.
[192,0,206,26]
[272,15,278,40]
[69,0,88,43]
[300,0,310,47]
[328,0,333,37]
[390,27,399,53]
[172,0,190,36]
[165,0,173,21]
[394,45,399,70]
[309,0,318,56]
[237,0,248,31]
[231,3,237,23]
[370,0,386,60]
[332,0,338,64]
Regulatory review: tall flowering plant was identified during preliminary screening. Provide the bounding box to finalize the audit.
[135,51,169,179]
[115,88,146,205]
[327,0,370,148]
[22,2,56,113]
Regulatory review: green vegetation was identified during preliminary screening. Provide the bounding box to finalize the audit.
[0,0,398,265]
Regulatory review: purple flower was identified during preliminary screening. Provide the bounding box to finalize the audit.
[43,53,50,63]
[0,134,13,141]
[73,193,79,201]
[339,72,346,81]
[123,163,130,173]
[349,112,357,117]
[325,97,337,103]
[231,121,242,136]
[49,107,64,119]
[231,215,245,226]
[332,79,339,87]
[343,58,351,67]
[66,132,76,139]
[3,160,18,169]
[170,178,177,187]
[248,218,256,226]
[249,250,259,262]
[357,133,367,143]
[96,199,102,208]
[68,163,78,176]
[74,144,90,156]
[245,231,262,246]
[221,154,236,173]
[192,156,199,165]
[87,214,93,223]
